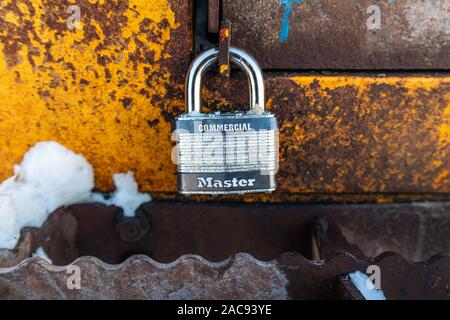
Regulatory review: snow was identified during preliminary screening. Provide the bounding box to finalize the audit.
[0,141,94,250]
[14,141,95,209]
[349,271,386,300]
[91,171,151,217]
[0,141,151,250]
[32,246,53,264]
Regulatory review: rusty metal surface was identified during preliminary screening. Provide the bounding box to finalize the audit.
[282,252,450,299]
[336,275,366,300]
[218,19,231,78]
[0,2,449,202]
[76,202,450,263]
[0,209,79,268]
[208,0,220,33]
[0,254,290,299]
[0,201,449,299]
[0,0,192,194]
[222,0,450,70]
[1,201,448,266]
[202,73,450,198]
[311,217,365,261]
[0,252,449,299]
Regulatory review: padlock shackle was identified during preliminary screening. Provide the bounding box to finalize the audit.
[185,47,265,113]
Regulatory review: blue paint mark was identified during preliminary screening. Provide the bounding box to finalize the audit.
[279,0,302,43]
[279,0,395,43]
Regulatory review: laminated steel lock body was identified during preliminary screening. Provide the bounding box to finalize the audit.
[175,47,278,195]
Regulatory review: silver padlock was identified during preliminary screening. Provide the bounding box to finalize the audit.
[174,47,279,195]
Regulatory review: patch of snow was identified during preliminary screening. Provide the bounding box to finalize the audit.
[91,171,151,217]
[0,141,151,250]
[349,271,386,300]
[32,246,52,264]
[0,141,94,250]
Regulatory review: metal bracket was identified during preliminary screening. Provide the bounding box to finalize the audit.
[218,19,231,79]
[207,0,232,79]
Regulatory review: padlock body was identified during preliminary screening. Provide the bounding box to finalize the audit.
[175,112,278,195]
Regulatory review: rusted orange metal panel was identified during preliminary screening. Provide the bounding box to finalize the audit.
[201,74,450,201]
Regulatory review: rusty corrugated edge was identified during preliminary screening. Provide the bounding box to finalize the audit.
[1,252,449,299]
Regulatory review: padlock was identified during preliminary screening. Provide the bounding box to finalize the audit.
[174,47,278,195]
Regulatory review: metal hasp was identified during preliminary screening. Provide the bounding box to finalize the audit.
[207,0,221,33]
[218,20,231,79]
[175,47,278,195]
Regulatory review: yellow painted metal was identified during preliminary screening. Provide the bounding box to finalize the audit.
[287,76,450,193]
[0,0,187,192]
[201,74,450,201]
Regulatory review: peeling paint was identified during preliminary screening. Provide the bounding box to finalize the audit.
[197,73,450,201]
[0,1,449,202]
[0,0,190,193]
